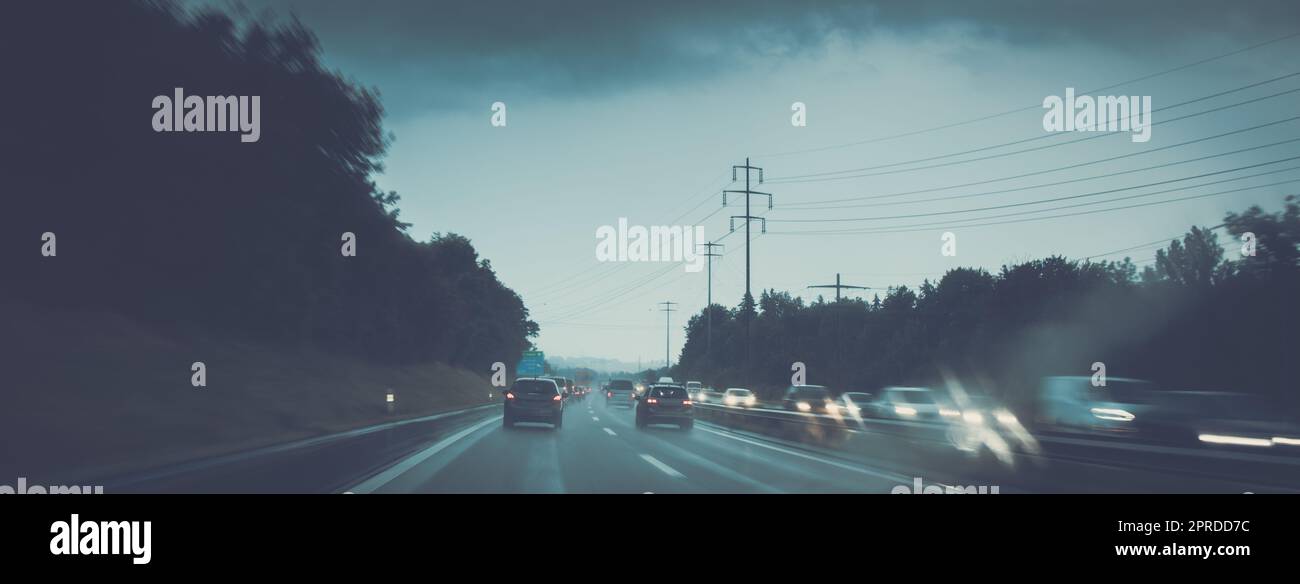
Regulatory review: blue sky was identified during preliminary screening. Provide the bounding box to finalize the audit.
[193,1,1300,363]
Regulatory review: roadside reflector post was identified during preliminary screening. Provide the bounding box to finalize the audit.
[385,388,396,414]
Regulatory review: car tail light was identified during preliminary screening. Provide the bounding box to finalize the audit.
[683,400,692,406]
[505,392,516,400]
[552,394,562,401]
[646,398,659,404]
[607,392,612,398]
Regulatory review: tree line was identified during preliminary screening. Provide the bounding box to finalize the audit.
[672,200,1300,410]
[2,2,537,369]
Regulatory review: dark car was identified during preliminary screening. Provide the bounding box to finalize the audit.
[635,384,694,430]
[605,379,637,408]
[782,385,834,414]
[543,376,577,400]
[504,378,564,429]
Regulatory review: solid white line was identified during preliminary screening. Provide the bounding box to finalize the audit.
[698,425,911,483]
[592,416,600,421]
[639,454,685,478]
[348,415,501,493]
[603,427,617,436]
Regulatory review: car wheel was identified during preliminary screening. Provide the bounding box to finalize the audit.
[554,413,563,429]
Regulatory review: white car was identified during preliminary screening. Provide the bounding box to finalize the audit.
[723,388,757,408]
[871,387,943,420]
[1037,376,1155,433]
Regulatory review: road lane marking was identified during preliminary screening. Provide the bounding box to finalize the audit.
[348,415,501,493]
[603,427,617,436]
[698,425,911,483]
[639,454,685,478]
[592,416,600,421]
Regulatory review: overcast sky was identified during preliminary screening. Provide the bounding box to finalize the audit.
[194,0,1300,365]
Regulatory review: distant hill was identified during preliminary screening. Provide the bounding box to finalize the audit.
[547,355,645,374]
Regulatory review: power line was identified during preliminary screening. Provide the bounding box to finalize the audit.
[767,71,1300,183]
[767,155,1300,224]
[1083,224,1227,261]
[779,117,1300,210]
[766,86,1300,186]
[525,170,732,300]
[754,30,1300,159]
[767,176,1300,236]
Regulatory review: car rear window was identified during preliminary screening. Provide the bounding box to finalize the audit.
[608,380,634,390]
[512,380,558,395]
[729,389,752,396]
[651,386,688,398]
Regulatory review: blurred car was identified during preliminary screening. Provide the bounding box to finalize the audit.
[723,387,757,408]
[503,377,564,429]
[782,385,834,414]
[1144,391,1300,449]
[539,376,570,400]
[635,383,694,429]
[869,387,943,420]
[605,379,637,408]
[1036,376,1156,434]
[942,394,1040,462]
[838,392,874,418]
[685,381,704,401]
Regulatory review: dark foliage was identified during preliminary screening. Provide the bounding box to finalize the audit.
[674,201,1300,408]
[0,1,537,370]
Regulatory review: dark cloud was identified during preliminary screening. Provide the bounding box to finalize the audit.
[188,0,1300,114]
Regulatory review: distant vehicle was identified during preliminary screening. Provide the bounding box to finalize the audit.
[870,387,943,420]
[839,392,874,417]
[503,377,564,429]
[723,387,757,408]
[1036,376,1155,434]
[636,383,693,430]
[605,379,637,408]
[781,385,834,414]
[558,377,579,400]
[539,376,569,400]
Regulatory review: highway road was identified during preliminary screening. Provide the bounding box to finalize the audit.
[95,396,1300,494]
[348,398,930,494]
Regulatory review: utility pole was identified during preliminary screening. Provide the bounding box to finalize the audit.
[724,158,771,300]
[724,158,772,380]
[658,301,678,369]
[698,241,724,356]
[807,273,871,301]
